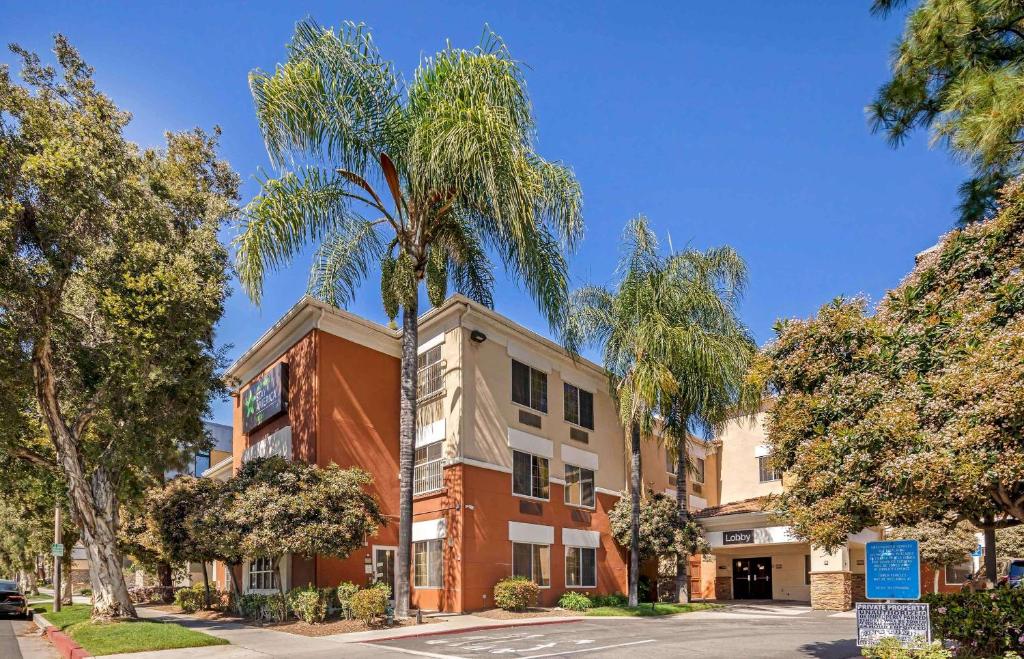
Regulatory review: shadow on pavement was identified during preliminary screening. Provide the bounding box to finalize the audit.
[798,638,860,659]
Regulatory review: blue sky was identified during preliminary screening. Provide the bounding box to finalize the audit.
[3,1,964,426]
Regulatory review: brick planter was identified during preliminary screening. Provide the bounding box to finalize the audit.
[809,571,852,611]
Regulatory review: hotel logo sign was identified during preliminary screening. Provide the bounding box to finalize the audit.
[242,363,288,434]
[723,530,754,545]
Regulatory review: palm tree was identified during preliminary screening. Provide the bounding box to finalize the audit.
[565,217,754,607]
[658,249,758,603]
[235,20,582,617]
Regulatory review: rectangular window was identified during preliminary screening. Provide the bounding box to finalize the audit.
[418,345,444,398]
[413,441,444,495]
[666,452,678,487]
[758,455,782,482]
[512,542,551,587]
[564,464,595,508]
[693,457,705,485]
[804,554,812,586]
[563,383,594,430]
[248,556,278,591]
[513,450,549,499]
[512,360,547,413]
[945,561,973,586]
[414,539,443,588]
[565,547,597,588]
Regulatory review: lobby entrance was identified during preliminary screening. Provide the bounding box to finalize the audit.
[733,557,772,599]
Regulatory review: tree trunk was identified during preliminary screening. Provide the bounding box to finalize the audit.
[157,562,174,603]
[983,520,998,587]
[273,557,286,621]
[395,299,419,618]
[26,569,38,595]
[61,557,72,605]
[933,567,940,594]
[32,330,136,618]
[675,438,690,604]
[201,561,211,610]
[227,562,244,615]
[628,422,641,608]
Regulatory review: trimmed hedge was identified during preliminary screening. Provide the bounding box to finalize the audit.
[493,577,539,611]
[557,591,592,611]
[350,584,389,624]
[923,589,1024,657]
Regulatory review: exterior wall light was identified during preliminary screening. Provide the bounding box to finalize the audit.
[470,330,487,343]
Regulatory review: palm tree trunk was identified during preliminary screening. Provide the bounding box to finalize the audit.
[395,299,419,618]
[675,438,690,604]
[628,422,642,607]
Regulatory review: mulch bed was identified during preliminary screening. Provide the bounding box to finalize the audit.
[471,608,578,620]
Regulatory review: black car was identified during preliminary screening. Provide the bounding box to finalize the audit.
[0,580,30,619]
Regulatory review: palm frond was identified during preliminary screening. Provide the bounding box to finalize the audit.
[307,220,383,308]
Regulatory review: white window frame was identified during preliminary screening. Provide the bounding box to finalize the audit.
[562,382,595,430]
[512,359,548,414]
[413,440,444,495]
[245,555,288,594]
[417,345,445,400]
[511,449,550,501]
[563,463,595,509]
[512,542,551,589]
[565,546,597,589]
[413,539,444,589]
[758,455,781,482]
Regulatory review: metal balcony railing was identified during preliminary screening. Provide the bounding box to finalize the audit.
[413,458,444,495]
[417,360,444,399]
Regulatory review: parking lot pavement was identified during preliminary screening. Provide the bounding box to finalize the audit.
[369,609,859,659]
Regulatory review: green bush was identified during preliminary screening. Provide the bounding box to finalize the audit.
[557,592,592,611]
[174,584,205,613]
[349,586,389,624]
[265,592,289,622]
[239,593,267,619]
[493,577,539,611]
[289,586,329,624]
[923,589,1024,657]
[589,593,628,607]
[861,637,951,659]
[336,581,359,619]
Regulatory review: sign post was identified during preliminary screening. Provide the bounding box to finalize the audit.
[858,540,930,648]
[53,506,62,613]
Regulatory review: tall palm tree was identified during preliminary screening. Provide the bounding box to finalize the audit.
[236,20,582,616]
[657,249,758,603]
[565,217,754,607]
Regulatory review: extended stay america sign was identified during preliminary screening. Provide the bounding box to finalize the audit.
[242,363,288,434]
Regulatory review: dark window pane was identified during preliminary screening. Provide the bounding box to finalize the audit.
[531,369,547,413]
[579,390,594,430]
[512,361,530,407]
[513,451,532,496]
[534,456,549,499]
[581,468,595,508]
[534,545,551,587]
[582,548,596,587]
[564,384,579,425]
[565,547,580,587]
[513,543,532,579]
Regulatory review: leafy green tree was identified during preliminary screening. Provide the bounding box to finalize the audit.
[229,457,385,606]
[997,526,1024,559]
[609,489,709,563]
[565,217,745,605]
[755,181,1024,583]
[890,521,979,593]
[235,20,582,616]
[869,0,1024,223]
[0,36,239,617]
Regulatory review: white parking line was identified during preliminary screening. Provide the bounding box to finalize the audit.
[368,645,467,659]
[521,639,656,658]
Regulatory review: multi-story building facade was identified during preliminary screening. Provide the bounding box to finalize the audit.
[223,294,718,612]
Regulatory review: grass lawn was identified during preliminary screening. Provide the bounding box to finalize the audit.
[33,603,228,656]
[586,602,720,617]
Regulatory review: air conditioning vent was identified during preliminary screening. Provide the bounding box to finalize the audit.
[692,483,703,495]
[570,509,592,524]
[519,500,543,516]
[569,427,589,443]
[518,409,542,429]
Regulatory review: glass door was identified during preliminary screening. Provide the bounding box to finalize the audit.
[374,547,396,600]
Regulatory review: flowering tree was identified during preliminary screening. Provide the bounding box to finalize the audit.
[609,490,709,562]
[755,182,1024,583]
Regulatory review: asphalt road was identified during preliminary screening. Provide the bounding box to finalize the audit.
[368,606,859,659]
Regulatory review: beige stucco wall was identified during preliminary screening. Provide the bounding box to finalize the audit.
[717,411,784,505]
[642,439,720,510]
[712,544,812,601]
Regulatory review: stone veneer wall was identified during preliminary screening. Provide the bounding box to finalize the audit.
[851,573,866,603]
[810,571,852,611]
[714,576,732,600]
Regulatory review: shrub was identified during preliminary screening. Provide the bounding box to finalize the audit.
[861,637,951,659]
[557,591,592,611]
[923,589,1024,657]
[336,581,359,620]
[493,577,539,611]
[174,584,205,613]
[239,593,267,620]
[289,586,329,624]
[589,592,628,607]
[265,592,289,622]
[349,586,389,624]
[78,588,92,596]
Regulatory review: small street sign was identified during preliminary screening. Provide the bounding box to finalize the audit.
[51,543,64,557]
[866,539,921,600]
[856,602,931,647]
[971,544,983,558]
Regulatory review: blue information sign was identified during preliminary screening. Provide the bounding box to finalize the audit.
[866,540,921,600]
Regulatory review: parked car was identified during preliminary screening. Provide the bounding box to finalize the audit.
[960,558,1024,591]
[0,580,30,619]
[1005,559,1024,589]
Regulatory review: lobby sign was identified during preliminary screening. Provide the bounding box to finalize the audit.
[242,363,289,434]
[723,530,754,545]
[856,602,930,647]
[866,539,921,600]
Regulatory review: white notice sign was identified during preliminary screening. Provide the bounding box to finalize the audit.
[856,602,931,647]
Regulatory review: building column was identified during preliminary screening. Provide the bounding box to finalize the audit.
[809,545,852,611]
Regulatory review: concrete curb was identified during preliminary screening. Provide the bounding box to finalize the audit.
[35,612,91,659]
[364,617,581,643]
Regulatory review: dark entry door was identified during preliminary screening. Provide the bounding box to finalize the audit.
[733,557,772,599]
[374,547,396,599]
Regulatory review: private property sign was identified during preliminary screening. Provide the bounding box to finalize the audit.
[856,603,931,647]
[866,539,921,600]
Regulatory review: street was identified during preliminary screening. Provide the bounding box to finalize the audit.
[1,617,57,659]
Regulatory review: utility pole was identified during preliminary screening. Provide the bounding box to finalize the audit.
[53,506,62,613]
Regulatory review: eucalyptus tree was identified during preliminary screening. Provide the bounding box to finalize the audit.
[564,217,751,606]
[236,20,582,616]
[659,250,757,603]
